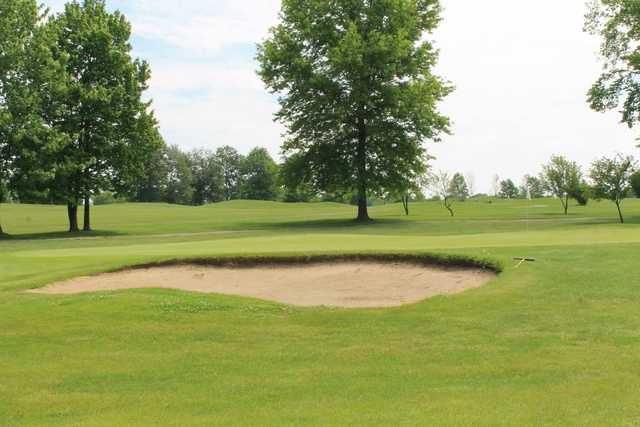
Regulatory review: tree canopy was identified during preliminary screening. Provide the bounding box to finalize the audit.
[257,0,452,221]
[241,147,279,201]
[216,146,243,201]
[586,0,640,131]
[190,150,224,206]
[0,0,54,234]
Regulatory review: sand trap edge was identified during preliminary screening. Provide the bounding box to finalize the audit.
[119,253,503,274]
[26,254,502,308]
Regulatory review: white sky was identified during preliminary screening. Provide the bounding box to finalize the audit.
[431,0,637,193]
[48,0,640,193]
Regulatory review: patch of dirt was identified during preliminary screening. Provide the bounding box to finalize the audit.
[29,262,496,308]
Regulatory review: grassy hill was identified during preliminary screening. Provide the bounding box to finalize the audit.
[2,199,640,425]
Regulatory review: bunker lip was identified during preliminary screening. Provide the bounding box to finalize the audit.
[28,255,499,308]
[117,253,502,273]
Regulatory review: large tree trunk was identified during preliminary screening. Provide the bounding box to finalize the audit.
[83,197,92,231]
[356,117,370,222]
[68,203,79,232]
[357,185,369,222]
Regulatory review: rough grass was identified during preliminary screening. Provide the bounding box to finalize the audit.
[2,199,640,426]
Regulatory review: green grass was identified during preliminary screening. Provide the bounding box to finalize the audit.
[2,199,640,426]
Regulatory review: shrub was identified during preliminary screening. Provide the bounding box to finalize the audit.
[571,183,590,206]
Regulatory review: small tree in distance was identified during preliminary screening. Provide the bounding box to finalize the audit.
[541,156,583,215]
[241,148,279,201]
[521,175,545,199]
[449,173,469,201]
[427,171,455,217]
[394,180,422,217]
[589,155,637,224]
[190,150,224,206]
[164,146,194,205]
[499,179,519,199]
[216,146,243,201]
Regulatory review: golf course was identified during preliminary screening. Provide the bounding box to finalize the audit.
[2,198,640,425]
[4,0,640,424]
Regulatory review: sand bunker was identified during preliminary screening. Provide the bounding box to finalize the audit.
[30,261,496,308]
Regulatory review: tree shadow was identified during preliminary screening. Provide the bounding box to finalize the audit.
[571,215,640,226]
[0,229,125,241]
[257,217,409,232]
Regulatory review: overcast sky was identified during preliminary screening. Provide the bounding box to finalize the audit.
[48,0,638,193]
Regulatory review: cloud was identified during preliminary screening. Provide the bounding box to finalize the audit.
[148,60,285,156]
[122,0,281,54]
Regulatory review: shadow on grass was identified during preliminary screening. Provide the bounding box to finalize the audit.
[561,215,640,227]
[0,229,125,241]
[256,217,410,232]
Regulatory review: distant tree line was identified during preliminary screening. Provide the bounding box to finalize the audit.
[128,145,280,206]
[4,137,431,209]
[431,155,640,222]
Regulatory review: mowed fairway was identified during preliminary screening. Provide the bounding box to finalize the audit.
[2,199,640,426]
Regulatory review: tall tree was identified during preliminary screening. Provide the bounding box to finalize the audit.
[258,0,451,221]
[41,0,161,231]
[589,154,636,223]
[541,156,583,215]
[241,147,279,201]
[0,0,61,234]
[586,0,640,131]
[215,145,243,201]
